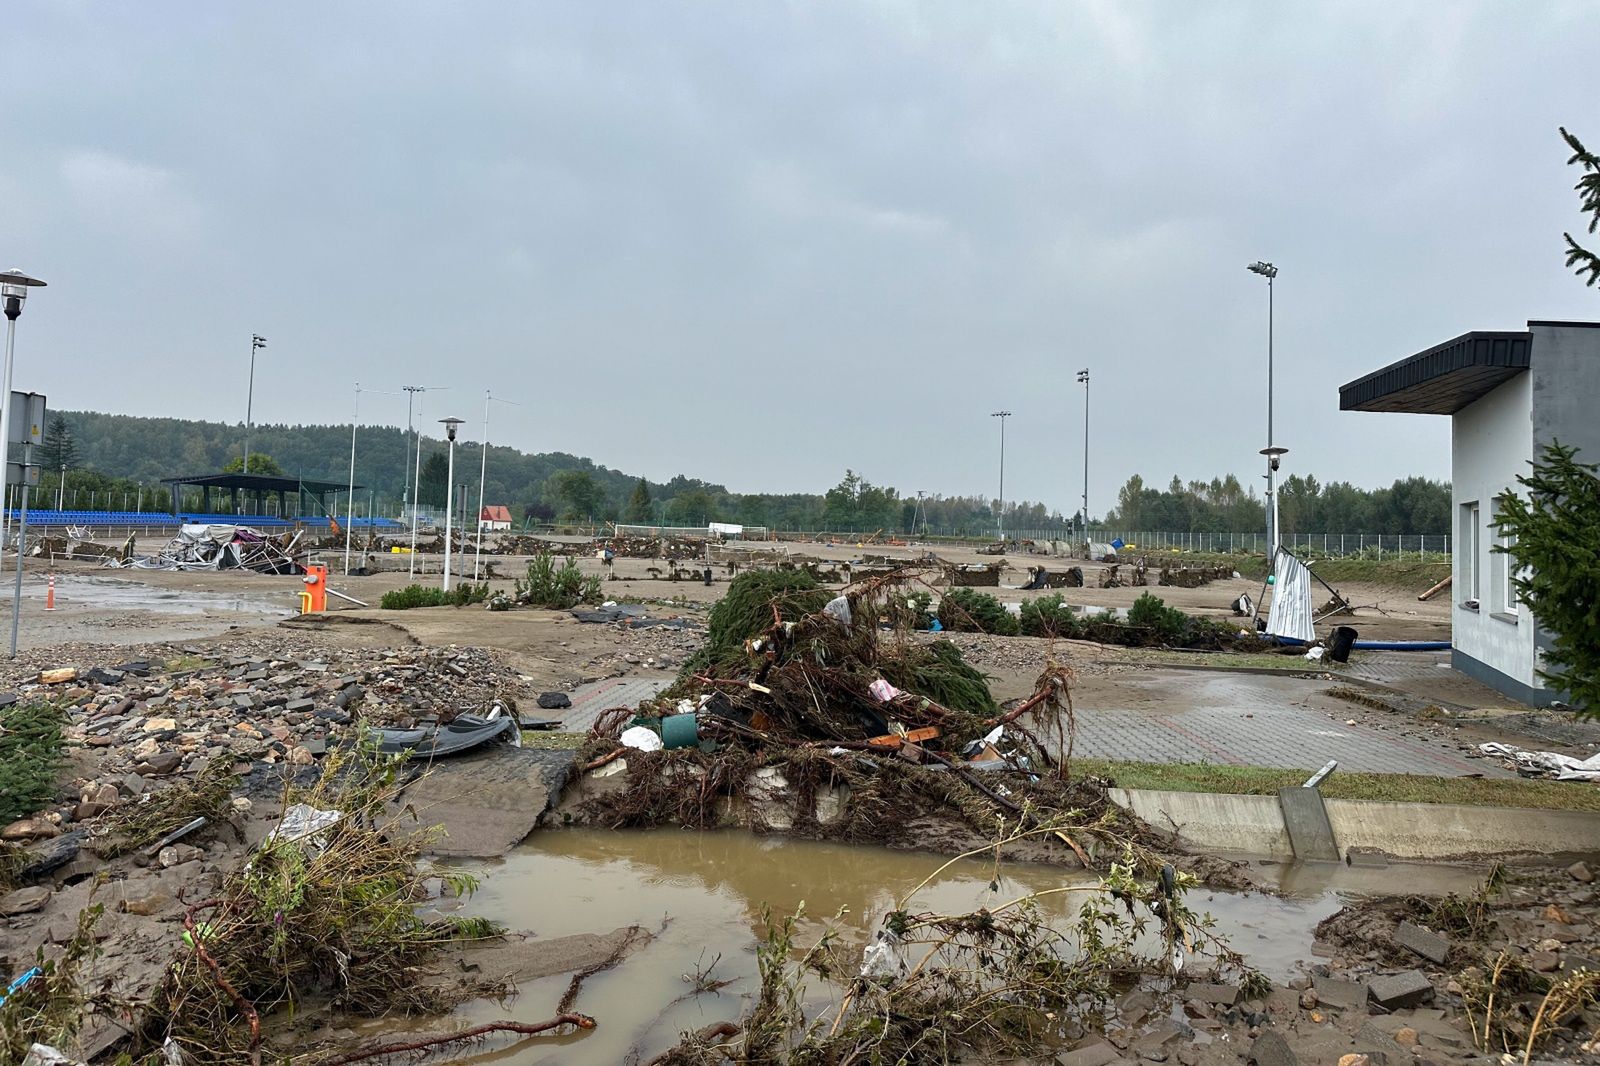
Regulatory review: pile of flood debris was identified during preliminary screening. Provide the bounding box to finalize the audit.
[569,567,1196,868]
[104,524,305,574]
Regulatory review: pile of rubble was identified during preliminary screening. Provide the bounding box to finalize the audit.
[4,643,533,800]
[106,524,305,574]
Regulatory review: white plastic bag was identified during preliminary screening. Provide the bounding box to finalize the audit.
[620,726,664,752]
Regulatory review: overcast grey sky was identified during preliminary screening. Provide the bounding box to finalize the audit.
[3,2,1595,514]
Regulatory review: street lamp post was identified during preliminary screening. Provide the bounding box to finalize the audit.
[990,410,1011,542]
[474,391,521,581]
[243,334,266,473]
[1247,261,1280,556]
[345,383,360,575]
[438,417,464,592]
[1076,368,1090,542]
[0,270,47,580]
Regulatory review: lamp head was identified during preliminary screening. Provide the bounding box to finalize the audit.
[440,416,465,442]
[1076,368,1089,384]
[1,269,47,320]
[1247,261,1278,279]
[252,334,267,350]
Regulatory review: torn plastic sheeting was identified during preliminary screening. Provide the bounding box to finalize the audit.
[22,1045,86,1066]
[266,803,343,847]
[868,679,905,702]
[1479,742,1600,781]
[620,726,664,752]
[823,595,852,626]
[1265,550,1315,643]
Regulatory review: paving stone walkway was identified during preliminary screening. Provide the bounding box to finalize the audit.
[566,670,1506,778]
[564,676,673,731]
[1069,671,1508,776]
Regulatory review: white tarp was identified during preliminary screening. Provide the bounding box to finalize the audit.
[708,522,744,537]
[1265,550,1315,643]
[1479,743,1600,781]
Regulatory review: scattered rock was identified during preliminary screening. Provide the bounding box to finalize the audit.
[1185,982,1240,1006]
[1,817,59,842]
[1395,920,1451,964]
[1569,861,1594,884]
[1366,970,1434,1010]
[122,893,171,917]
[1249,1030,1296,1066]
[1298,990,1317,1010]
[0,886,53,915]
[1058,1040,1122,1066]
[1393,1027,1418,1047]
[1312,975,1367,1010]
[1337,1056,1370,1066]
[134,751,183,775]
[537,692,572,710]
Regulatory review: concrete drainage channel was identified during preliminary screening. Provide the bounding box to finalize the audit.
[1113,781,1600,863]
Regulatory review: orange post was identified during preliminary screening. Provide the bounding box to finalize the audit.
[45,572,55,611]
[303,564,329,612]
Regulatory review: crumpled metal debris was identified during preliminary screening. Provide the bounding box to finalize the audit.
[107,524,303,574]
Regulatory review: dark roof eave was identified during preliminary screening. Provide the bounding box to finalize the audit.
[1339,330,1532,415]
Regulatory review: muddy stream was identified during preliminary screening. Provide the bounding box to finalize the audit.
[376,830,1489,1064]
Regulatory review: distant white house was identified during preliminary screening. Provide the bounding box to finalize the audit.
[1340,320,1600,704]
[479,505,513,532]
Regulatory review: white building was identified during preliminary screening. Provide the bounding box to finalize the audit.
[479,505,513,531]
[1340,321,1600,704]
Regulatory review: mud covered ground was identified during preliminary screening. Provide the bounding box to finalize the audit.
[0,553,1595,1063]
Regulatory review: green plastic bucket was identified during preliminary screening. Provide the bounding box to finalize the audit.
[660,713,699,749]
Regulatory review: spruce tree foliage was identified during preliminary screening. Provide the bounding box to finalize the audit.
[222,453,285,476]
[1494,443,1600,717]
[1562,127,1600,286]
[39,414,80,473]
[417,452,449,506]
[625,477,653,522]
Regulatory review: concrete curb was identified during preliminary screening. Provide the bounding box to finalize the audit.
[1111,786,1600,862]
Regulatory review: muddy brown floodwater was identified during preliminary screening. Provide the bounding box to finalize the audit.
[395,830,1490,1065]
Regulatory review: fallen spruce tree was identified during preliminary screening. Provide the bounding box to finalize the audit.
[576,568,1238,875]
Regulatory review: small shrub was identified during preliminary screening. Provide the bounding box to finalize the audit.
[516,551,603,609]
[1020,593,1080,639]
[1127,592,1188,644]
[938,588,1018,636]
[379,583,489,610]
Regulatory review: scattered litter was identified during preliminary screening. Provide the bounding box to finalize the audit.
[372,714,519,760]
[823,595,852,625]
[620,726,664,752]
[1304,645,1326,661]
[868,679,905,702]
[266,803,343,847]
[1479,742,1600,781]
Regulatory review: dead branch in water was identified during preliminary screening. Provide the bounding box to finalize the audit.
[316,1014,598,1064]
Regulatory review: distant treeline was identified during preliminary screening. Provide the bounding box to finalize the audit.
[44,411,1447,535]
[1103,473,1450,536]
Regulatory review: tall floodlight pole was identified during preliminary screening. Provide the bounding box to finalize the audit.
[473,391,521,581]
[344,383,359,575]
[439,418,464,591]
[1076,368,1090,541]
[244,334,266,472]
[1247,261,1281,557]
[990,411,1011,542]
[0,271,46,582]
[401,385,444,576]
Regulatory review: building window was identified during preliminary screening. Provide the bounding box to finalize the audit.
[1459,501,1480,608]
[1489,496,1518,617]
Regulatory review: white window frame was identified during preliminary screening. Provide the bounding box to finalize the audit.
[1459,500,1480,607]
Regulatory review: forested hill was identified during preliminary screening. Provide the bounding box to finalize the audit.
[53,410,1448,534]
[59,410,677,518]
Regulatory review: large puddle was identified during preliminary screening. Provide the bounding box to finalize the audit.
[10,575,295,617]
[406,830,1488,1064]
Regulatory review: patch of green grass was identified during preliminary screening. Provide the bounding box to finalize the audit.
[1112,648,1339,671]
[165,654,212,673]
[1074,758,1600,812]
[519,730,587,750]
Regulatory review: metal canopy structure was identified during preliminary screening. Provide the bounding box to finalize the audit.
[161,472,362,517]
[1339,329,1531,415]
